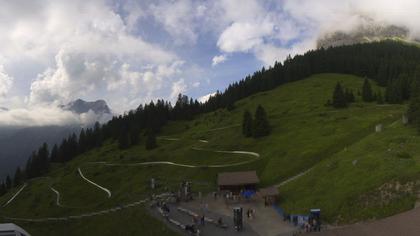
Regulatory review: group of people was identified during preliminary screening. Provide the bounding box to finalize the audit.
[246,208,256,219]
[184,224,200,235]
[185,214,206,236]
[304,217,321,232]
[192,214,206,226]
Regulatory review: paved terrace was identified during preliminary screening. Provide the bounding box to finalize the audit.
[151,193,296,236]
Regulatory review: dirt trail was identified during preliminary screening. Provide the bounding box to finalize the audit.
[78,168,112,198]
[2,183,27,207]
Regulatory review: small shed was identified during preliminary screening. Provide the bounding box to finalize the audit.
[217,171,260,193]
[0,223,31,236]
[259,186,279,206]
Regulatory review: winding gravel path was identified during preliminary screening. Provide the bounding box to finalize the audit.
[2,125,263,222]
[89,148,260,169]
[2,183,27,207]
[50,187,62,207]
[3,199,148,222]
[275,167,314,187]
[78,168,112,198]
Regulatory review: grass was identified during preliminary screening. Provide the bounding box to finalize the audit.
[0,73,412,235]
[279,121,420,223]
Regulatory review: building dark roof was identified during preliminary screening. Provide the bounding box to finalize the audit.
[259,186,279,197]
[0,223,31,235]
[217,171,260,186]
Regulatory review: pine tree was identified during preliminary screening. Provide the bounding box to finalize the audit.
[376,90,384,104]
[93,122,103,147]
[25,155,33,179]
[37,143,50,175]
[145,129,157,150]
[345,89,355,103]
[130,125,140,146]
[362,78,374,102]
[13,167,22,187]
[5,175,11,189]
[332,82,347,108]
[50,144,59,163]
[253,105,271,138]
[407,79,420,132]
[118,131,130,149]
[386,80,403,104]
[0,182,6,196]
[78,128,87,154]
[242,110,253,137]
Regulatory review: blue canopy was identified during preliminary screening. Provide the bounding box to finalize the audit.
[241,190,255,199]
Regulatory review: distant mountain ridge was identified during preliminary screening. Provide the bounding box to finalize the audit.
[317,22,416,49]
[0,99,112,180]
[60,99,111,115]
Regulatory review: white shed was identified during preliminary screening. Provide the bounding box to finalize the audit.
[0,223,31,236]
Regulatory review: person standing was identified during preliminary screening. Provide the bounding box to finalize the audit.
[201,215,205,226]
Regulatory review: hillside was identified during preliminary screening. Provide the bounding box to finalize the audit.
[0,73,412,235]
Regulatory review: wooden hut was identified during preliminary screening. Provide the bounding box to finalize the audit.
[259,186,279,206]
[217,171,259,193]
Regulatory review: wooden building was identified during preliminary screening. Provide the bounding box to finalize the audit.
[259,186,279,206]
[217,171,260,193]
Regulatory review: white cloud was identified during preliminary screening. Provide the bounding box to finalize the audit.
[0,66,13,98]
[217,19,274,53]
[3,0,420,126]
[192,81,201,88]
[198,92,216,103]
[212,0,420,65]
[171,79,188,99]
[212,54,227,66]
[149,0,199,44]
[0,105,113,127]
[10,0,186,113]
[0,106,79,127]
[0,0,201,123]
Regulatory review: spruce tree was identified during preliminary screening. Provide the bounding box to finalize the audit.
[0,182,6,196]
[386,80,403,104]
[50,144,59,163]
[407,79,420,132]
[37,143,50,175]
[118,131,130,149]
[253,105,271,138]
[25,155,33,179]
[5,175,11,189]
[332,82,347,108]
[13,167,22,187]
[78,129,87,153]
[130,126,140,146]
[242,110,253,137]
[376,90,384,104]
[362,78,374,102]
[145,129,157,150]
[345,89,355,103]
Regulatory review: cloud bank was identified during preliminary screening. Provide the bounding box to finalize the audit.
[1,0,420,126]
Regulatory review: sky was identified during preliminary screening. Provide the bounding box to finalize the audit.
[0,0,420,126]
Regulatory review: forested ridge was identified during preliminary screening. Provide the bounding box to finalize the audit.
[2,40,420,195]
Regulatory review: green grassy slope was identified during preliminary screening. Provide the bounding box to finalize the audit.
[280,119,420,223]
[0,73,412,235]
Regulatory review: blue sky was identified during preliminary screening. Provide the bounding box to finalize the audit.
[0,0,418,126]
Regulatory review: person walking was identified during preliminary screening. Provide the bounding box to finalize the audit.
[201,215,205,226]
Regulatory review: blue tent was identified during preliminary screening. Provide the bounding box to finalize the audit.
[241,190,255,199]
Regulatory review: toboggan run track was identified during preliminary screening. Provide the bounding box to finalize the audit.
[0,125,287,222]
